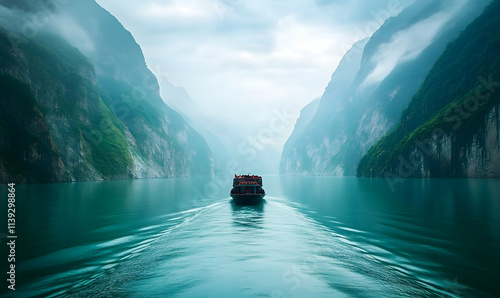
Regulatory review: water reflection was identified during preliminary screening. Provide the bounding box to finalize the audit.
[5,177,500,297]
[230,200,266,229]
[279,176,500,297]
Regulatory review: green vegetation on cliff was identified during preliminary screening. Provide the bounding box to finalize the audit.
[0,74,67,182]
[1,0,215,183]
[357,0,500,177]
[0,29,134,180]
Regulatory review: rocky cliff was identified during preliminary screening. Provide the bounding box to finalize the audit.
[280,37,367,175]
[0,0,214,183]
[357,0,500,179]
[280,0,491,176]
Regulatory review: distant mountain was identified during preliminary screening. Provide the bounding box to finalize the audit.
[0,0,214,183]
[281,97,320,168]
[280,0,491,176]
[280,37,367,175]
[357,0,500,179]
[160,80,233,175]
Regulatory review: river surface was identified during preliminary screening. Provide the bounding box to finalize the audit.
[1,176,499,297]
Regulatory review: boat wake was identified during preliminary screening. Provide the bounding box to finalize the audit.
[17,197,457,297]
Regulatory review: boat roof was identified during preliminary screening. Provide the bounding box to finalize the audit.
[233,174,263,186]
[234,174,262,179]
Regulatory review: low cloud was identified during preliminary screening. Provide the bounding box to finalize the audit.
[0,5,26,33]
[3,0,421,167]
[94,0,410,132]
[47,15,96,55]
[362,0,468,87]
[90,0,418,166]
[0,1,95,56]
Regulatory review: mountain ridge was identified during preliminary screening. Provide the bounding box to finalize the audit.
[0,0,215,183]
[280,0,491,176]
[357,0,500,179]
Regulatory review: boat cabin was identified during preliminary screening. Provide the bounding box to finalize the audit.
[230,174,265,199]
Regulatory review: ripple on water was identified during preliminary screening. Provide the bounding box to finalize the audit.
[14,192,492,297]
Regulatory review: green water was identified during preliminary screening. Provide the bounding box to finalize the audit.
[1,176,499,297]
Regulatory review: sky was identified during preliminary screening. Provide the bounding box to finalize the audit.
[94,0,413,170]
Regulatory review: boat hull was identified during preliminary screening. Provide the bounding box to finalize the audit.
[230,193,265,205]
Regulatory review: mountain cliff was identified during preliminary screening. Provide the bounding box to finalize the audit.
[0,0,214,183]
[280,0,491,176]
[280,37,367,175]
[357,0,500,180]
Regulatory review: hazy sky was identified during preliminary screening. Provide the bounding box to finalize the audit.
[94,0,413,154]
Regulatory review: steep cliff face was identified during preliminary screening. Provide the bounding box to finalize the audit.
[280,98,320,175]
[404,105,500,178]
[0,74,69,183]
[280,0,490,176]
[357,0,500,179]
[160,81,233,174]
[461,106,500,177]
[358,101,500,180]
[0,0,214,183]
[1,30,130,182]
[279,37,368,175]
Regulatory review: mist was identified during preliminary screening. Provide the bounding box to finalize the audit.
[92,0,418,174]
[1,0,417,175]
[363,0,469,87]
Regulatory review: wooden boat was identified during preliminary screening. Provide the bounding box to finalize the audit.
[230,174,265,205]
